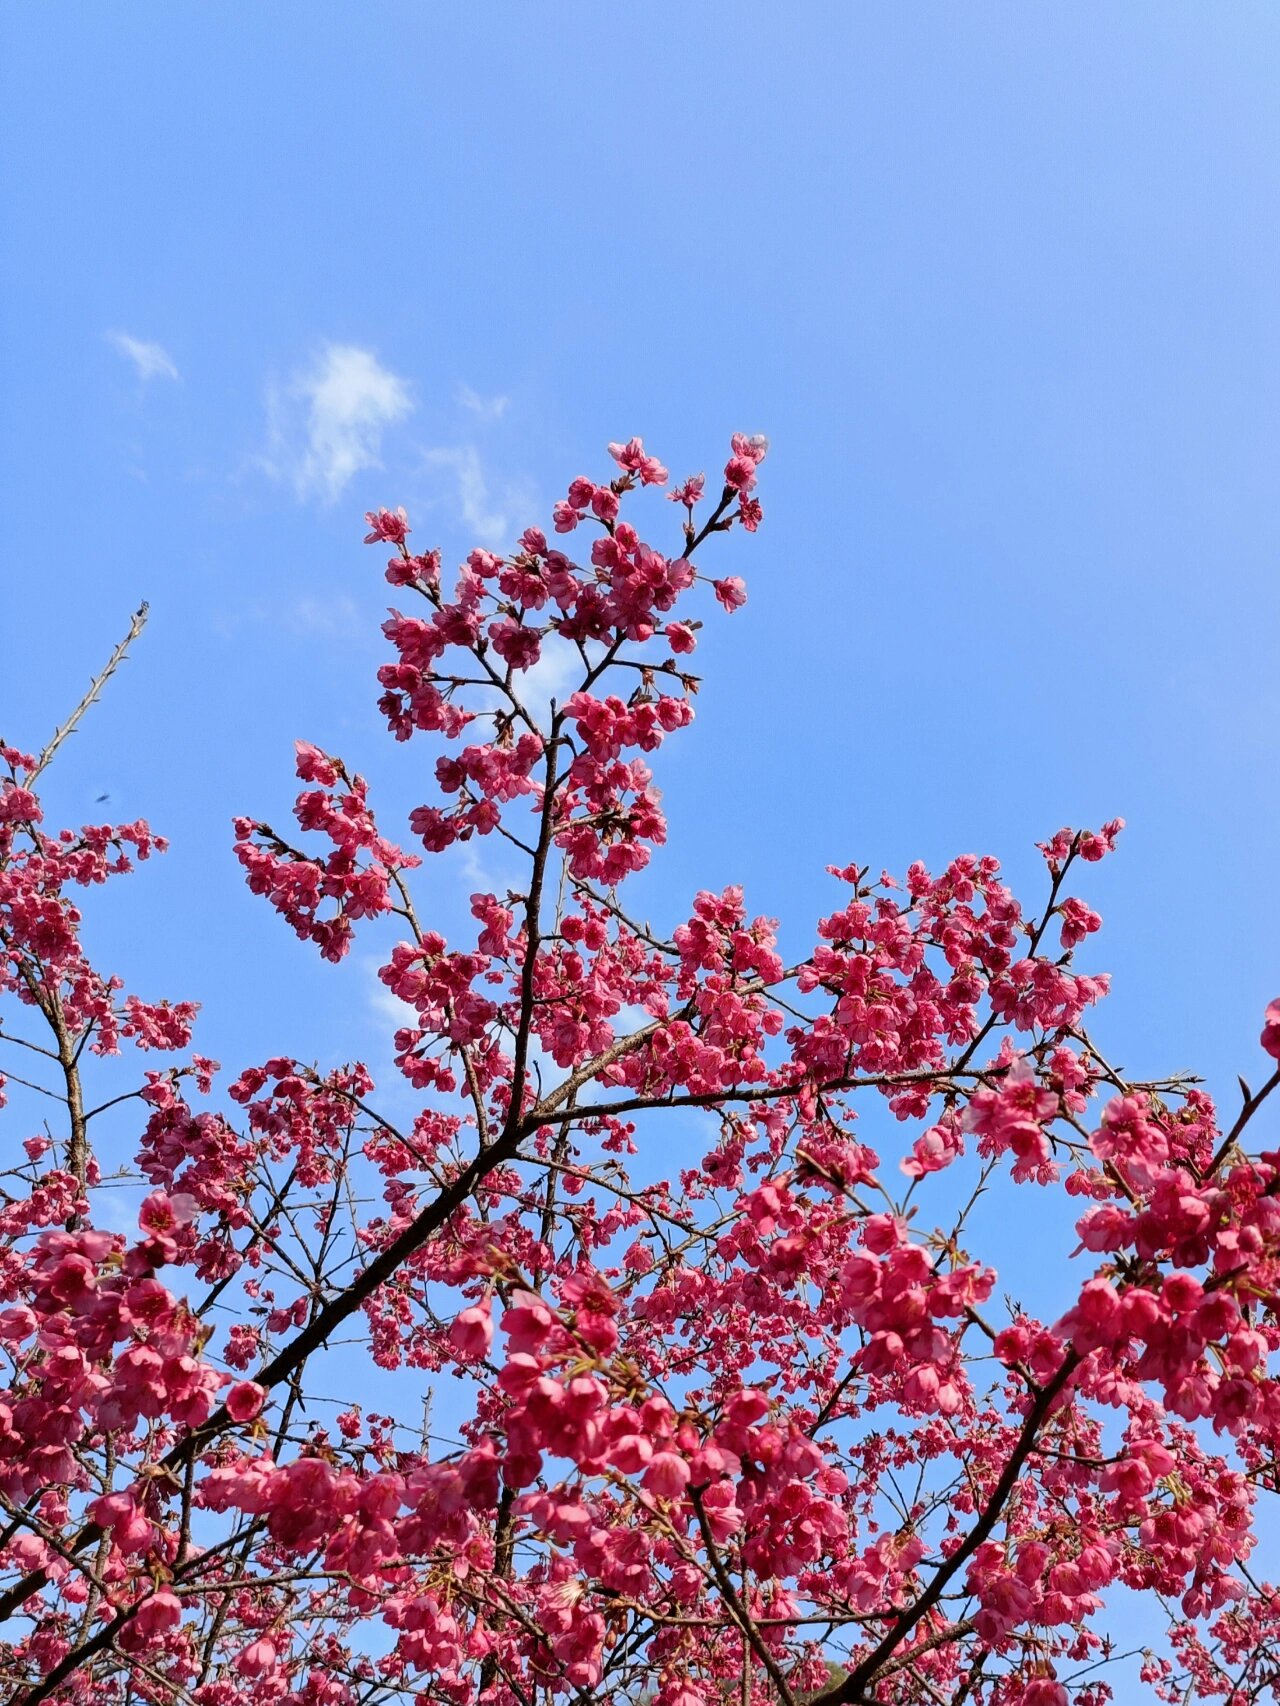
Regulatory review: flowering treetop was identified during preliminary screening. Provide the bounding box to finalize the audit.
[1,431,1279,1706]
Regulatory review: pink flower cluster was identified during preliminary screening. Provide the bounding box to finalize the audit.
[233,741,419,960]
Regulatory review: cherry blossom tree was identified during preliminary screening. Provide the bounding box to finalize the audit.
[3,431,1280,1706]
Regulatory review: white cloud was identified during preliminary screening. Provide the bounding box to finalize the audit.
[420,444,525,548]
[287,593,361,638]
[107,331,179,383]
[457,382,510,422]
[88,1184,144,1233]
[511,634,584,719]
[453,836,502,894]
[208,592,364,642]
[265,343,413,504]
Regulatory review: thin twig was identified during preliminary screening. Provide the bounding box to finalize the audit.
[28,603,149,784]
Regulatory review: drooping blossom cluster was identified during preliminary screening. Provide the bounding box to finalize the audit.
[2,435,1280,1706]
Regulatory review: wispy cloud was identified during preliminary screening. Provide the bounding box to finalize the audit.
[107,331,179,383]
[287,593,361,638]
[208,591,366,644]
[512,636,583,719]
[420,444,532,548]
[265,343,413,503]
[457,383,510,422]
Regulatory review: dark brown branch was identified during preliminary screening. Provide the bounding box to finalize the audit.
[810,1353,1080,1706]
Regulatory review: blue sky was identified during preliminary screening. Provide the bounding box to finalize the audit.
[2,3,1278,1173]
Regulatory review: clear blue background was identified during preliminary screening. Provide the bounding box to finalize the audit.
[2,4,1278,1161]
